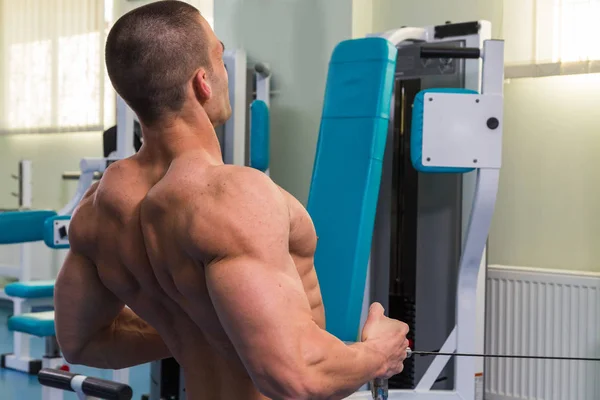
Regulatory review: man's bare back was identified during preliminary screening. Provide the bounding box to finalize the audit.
[56,149,409,399]
[54,2,409,399]
[61,152,324,399]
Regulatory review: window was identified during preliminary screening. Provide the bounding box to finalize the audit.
[7,40,53,130]
[556,0,600,62]
[503,0,600,78]
[0,0,109,134]
[0,0,215,134]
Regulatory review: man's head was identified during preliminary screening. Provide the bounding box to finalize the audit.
[105,1,230,127]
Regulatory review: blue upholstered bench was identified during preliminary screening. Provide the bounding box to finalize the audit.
[8,311,55,337]
[2,281,60,375]
[3,310,61,375]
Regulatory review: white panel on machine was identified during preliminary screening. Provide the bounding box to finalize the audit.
[52,219,70,247]
[422,93,503,169]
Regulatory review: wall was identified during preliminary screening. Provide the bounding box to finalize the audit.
[489,74,600,273]
[371,0,503,37]
[352,0,373,39]
[215,0,354,204]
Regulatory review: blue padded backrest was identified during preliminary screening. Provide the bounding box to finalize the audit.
[0,210,57,244]
[411,88,478,173]
[44,215,71,249]
[307,37,397,342]
[250,100,270,172]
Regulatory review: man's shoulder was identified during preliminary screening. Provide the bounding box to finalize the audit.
[69,183,101,254]
[203,164,274,188]
[178,165,290,259]
[173,164,279,206]
[69,160,143,251]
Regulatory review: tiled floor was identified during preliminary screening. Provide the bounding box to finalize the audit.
[0,305,151,399]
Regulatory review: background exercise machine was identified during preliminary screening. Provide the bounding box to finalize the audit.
[300,20,503,400]
[367,21,493,392]
[341,21,504,400]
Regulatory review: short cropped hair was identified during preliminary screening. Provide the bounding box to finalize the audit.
[105,1,210,123]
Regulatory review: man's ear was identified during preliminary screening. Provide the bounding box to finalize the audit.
[192,68,212,103]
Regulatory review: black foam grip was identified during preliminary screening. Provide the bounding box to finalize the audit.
[420,46,481,59]
[38,368,133,400]
[82,377,133,400]
[38,368,76,392]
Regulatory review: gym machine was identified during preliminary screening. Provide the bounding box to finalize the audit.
[296,20,502,400]
[216,48,271,170]
[347,21,504,399]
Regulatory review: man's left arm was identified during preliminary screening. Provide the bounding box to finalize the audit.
[54,250,171,369]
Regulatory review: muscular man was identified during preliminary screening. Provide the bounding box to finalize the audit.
[54,1,409,399]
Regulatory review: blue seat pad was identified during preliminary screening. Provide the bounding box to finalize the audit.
[5,280,55,298]
[8,311,55,337]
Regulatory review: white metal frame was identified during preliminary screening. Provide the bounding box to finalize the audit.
[252,63,271,176]
[115,96,137,160]
[223,49,247,166]
[0,160,36,296]
[353,22,504,400]
[58,158,109,216]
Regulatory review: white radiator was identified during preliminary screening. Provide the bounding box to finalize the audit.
[485,265,600,400]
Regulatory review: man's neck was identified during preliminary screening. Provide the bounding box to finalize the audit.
[139,113,223,164]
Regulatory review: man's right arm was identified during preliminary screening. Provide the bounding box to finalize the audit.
[184,168,406,400]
